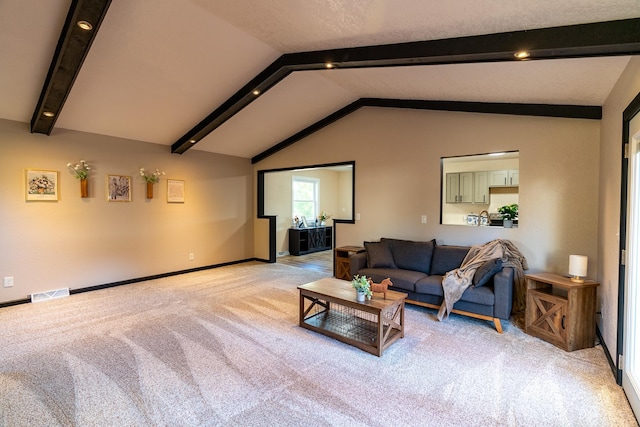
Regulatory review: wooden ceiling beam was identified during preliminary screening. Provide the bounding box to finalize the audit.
[250,99,601,164]
[30,0,112,135]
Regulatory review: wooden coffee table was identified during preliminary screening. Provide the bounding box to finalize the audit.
[298,277,407,356]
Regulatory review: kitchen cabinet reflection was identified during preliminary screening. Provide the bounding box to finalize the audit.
[441,151,519,226]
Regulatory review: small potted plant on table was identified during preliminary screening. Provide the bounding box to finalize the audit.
[498,203,518,228]
[351,275,372,302]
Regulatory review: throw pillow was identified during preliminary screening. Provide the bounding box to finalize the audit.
[364,241,397,269]
[473,258,503,287]
[383,238,436,274]
[430,245,470,275]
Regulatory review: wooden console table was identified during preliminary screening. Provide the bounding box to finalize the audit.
[525,272,599,352]
[288,226,332,256]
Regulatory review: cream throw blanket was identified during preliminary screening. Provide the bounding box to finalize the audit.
[437,239,528,321]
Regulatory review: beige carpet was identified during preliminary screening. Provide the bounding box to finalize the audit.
[0,261,637,426]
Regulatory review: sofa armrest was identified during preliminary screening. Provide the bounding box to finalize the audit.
[350,252,368,278]
[492,267,514,320]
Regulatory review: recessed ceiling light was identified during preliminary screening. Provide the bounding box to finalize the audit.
[189,139,197,144]
[43,111,55,117]
[77,20,93,31]
[325,63,334,69]
[252,89,261,96]
[514,51,530,59]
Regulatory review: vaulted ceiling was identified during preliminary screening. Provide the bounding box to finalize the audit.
[2,0,640,163]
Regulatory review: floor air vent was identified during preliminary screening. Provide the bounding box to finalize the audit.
[31,288,70,303]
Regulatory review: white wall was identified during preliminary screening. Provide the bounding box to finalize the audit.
[0,119,254,304]
[599,57,640,361]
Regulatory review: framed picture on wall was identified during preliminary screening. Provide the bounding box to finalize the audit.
[25,169,59,201]
[106,174,131,202]
[167,179,185,203]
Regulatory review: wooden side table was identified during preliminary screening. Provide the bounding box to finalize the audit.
[334,246,365,280]
[525,272,599,352]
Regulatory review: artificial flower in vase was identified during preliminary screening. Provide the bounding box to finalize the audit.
[318,211,331,226]
[67,160,91,198]
[139,168,165,199]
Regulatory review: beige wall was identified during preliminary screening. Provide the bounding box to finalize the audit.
[338,169,354,219]
[253,106,601,315]
[0,119,254,304]
[599,57,640,360]
[255,107,600,273]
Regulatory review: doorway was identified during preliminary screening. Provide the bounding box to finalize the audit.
[623,108,640,416]
[257,161,355,263]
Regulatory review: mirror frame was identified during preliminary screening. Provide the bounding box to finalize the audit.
[440,151,519,225]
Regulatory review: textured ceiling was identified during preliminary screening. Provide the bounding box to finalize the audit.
[321,57,632,106]
[2,0,640,159]
[203,0,640,51]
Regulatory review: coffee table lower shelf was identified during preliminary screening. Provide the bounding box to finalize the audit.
[298,278,407,357]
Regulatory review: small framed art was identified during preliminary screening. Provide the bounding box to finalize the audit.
[167,179,185,203]
[25,169,59,201]
[106,174,131,202]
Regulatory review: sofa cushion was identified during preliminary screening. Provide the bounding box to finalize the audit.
[383,238,436,275]
[430,245,470,275]
[364,241,396,269]
[460,285,495,306]
[473,258,503,287]
[415,275,495,306]
[358,268,425,292]
[415,275,444,296]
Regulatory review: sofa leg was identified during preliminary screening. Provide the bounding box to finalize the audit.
[493,318,503,334]
[404,299,505,333]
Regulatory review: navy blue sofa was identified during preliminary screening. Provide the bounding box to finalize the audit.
[349,238,514,333]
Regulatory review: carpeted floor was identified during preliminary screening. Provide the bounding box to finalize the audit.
[0,261,637,426]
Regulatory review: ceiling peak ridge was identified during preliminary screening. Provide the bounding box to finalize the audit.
[172,18,640,155]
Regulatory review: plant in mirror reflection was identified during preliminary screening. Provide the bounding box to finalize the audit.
[498,204,519,220]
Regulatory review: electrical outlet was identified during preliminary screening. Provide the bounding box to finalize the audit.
[3,277,13,288]
[189,253,194,261]
[421,215,427,224]
[355,213,361,221]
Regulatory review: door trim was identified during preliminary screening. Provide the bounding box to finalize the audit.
[617,91,640,384]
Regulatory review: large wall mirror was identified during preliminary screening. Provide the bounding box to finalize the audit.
[258,161,355,257]
[441,151,519,226]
